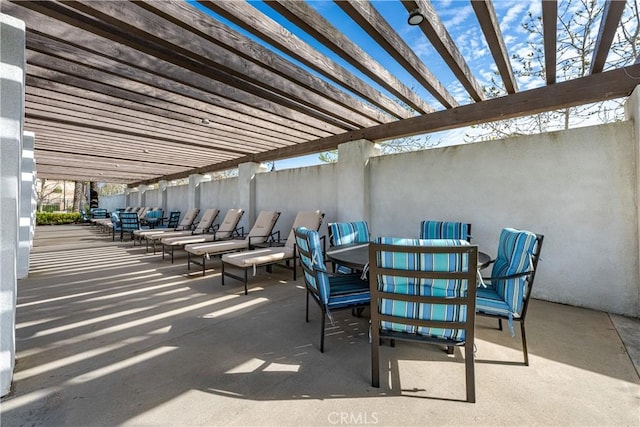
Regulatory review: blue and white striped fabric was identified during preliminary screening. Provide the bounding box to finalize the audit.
[329,221,370,273]
[295,227,369,309]
[295,227,331,305]
[420,221,470,241]
[329,221,370,246]
[374,237,471,341]
[476,228,537,321]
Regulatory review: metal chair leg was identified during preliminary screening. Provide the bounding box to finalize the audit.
[521,321,529,366]
[320,312,325,353]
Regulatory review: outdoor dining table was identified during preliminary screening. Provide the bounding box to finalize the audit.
[326,243,492,272]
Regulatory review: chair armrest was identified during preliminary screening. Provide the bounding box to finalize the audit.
[481,270,532,282]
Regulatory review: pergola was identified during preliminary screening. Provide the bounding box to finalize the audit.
[2,0,637,185]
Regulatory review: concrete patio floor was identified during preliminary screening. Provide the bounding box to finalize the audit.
[2,224,639,426]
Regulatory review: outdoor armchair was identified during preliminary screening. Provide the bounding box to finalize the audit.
[369,237,478,402]
[294,226,370,353]
[476,228,544,365]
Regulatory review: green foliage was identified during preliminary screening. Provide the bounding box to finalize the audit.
[36,212,81,225]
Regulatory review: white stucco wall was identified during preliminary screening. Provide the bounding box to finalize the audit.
[255,163,338,238]
[370,122,638,316]
[143,188,160,209]
[165,185,189,214]
[99,194,126,212]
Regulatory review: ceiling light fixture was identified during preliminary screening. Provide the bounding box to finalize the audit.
[201,118,210,125]
[407,8,425,26]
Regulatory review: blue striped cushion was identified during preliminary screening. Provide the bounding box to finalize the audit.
[478,228,537,317]
[146,210,163,219]
[420,221,470,240]
[375,237,470,341]
[295,227,331,305]
[329,221,370,245]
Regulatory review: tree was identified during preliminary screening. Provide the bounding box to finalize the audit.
[34,178,60,211]
[72,181,85,212]
[98,183,127,196]
[89,182,99,209]
[465,0,639,142]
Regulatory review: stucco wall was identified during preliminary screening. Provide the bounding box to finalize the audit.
[201,176,242,227]
[370,122,638,316]
[255,163,338,238]
[165,185,189,215]
[143,189,160,208]
[96,120,638,317]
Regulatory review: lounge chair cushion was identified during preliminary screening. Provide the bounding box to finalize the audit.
[222,247,294,268]
[186,239,250,256]
[162,234,217,247]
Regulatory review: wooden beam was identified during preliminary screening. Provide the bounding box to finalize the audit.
[266,0,433,113]
[402,0,486,102]
[26,76,321,142]
[198,0,413,120]
[10,1,351,134]
[56,0,376,130]
[542,0,557,85]
[138,0,393,125]
[471,0,518,94]
[590,0,627,74]
[26,92,288,150]
[133,64,640,185]
[336,0,457,108]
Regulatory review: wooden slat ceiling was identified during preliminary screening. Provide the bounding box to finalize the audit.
[2,0,638,185]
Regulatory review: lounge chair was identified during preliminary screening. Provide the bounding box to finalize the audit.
[144,207,201,253]
[221,210,325,294]
[132,211,181,248]
[185,210,280,278]
[158,208,221,262]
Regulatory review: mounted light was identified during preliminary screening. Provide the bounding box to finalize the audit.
[407,8,424,25]
[201,118,210,125]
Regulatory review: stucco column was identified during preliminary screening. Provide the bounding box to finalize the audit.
[1,13,25,397]
[188,174,203,210]
[238,162,265,228]
[158,180,168,213]
[624,85,640,317]
[336,139,380,223]
[138,184,149,207]
[17,131,35,279]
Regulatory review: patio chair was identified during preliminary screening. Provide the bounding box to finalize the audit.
[159,208,220,262]
[327,220,370,273]
[420,220,471,241]
[369,237,478,402]
[476,228,544,366]
[221,210,325,294]
[294,226,370,353]
[132,211,181,248]
[185,210,280,278]
[118,212,141,241]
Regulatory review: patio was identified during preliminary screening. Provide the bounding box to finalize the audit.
[1,224,638,426]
